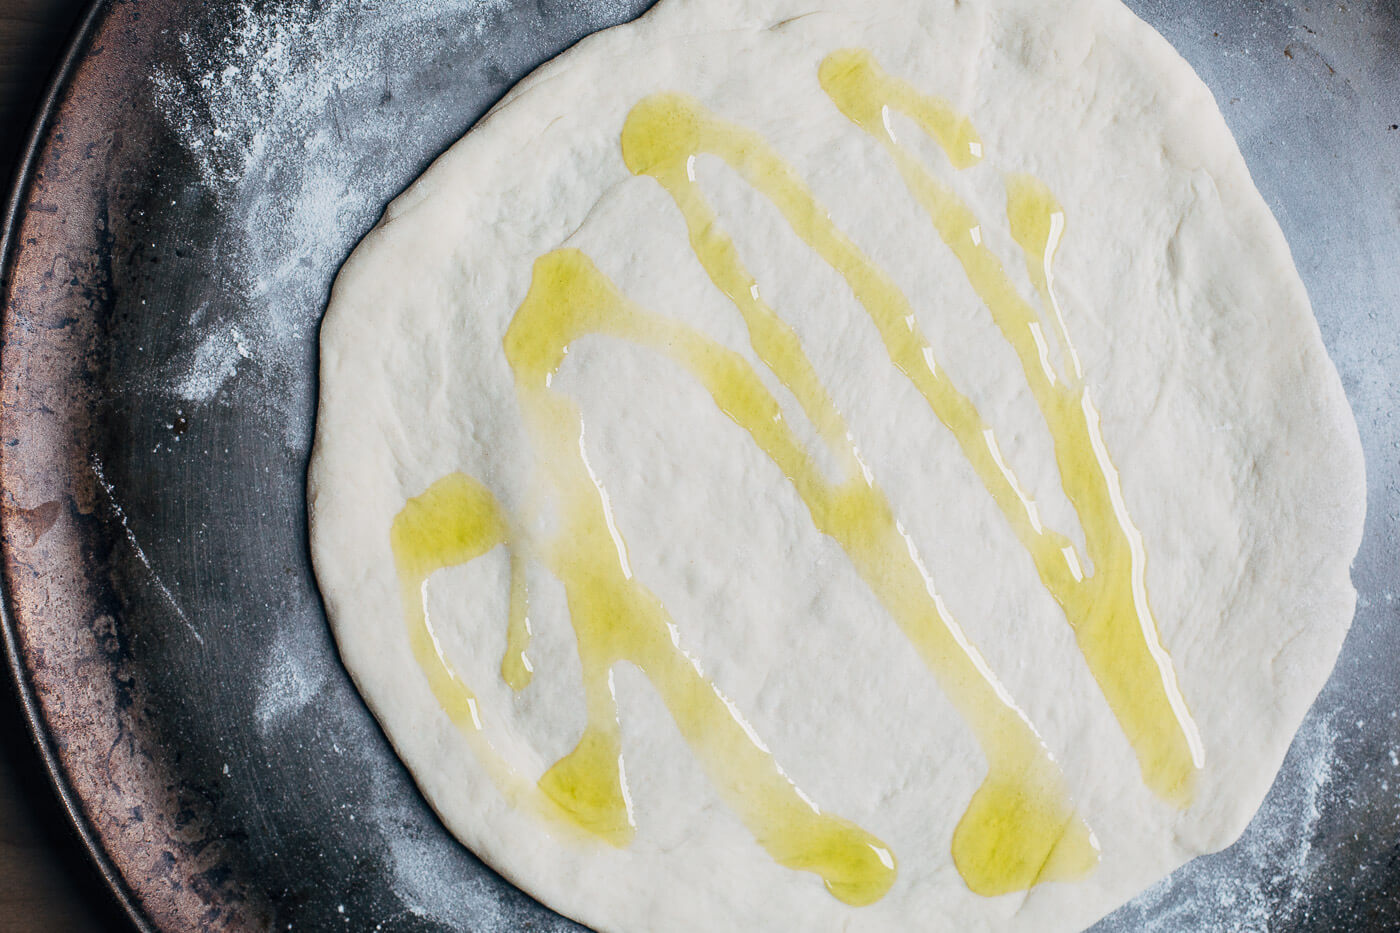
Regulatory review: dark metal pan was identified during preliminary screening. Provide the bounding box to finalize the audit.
[2,1,1397,929]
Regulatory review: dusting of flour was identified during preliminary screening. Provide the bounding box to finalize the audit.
[148,0,638,416]
[1095,712,1340,932]
[254,623,331,729]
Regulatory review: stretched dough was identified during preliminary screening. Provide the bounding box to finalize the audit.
[308,0,1366,929]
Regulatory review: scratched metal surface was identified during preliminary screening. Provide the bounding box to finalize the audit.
[0,1,1396,930]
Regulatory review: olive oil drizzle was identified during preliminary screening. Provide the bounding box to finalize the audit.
[393,467,898,902]
[817,49,1203,802]
[513,247,1097,896]
[501,551,534,690]
[618,50,1200,805]
[506,253,899,903]
[390,474,557,824]
[387,47,1203,904]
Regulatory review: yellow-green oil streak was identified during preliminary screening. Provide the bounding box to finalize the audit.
[532,247,1104,895]
[392,460,895,903]
[817,49,1203,804]
[387,47,1203,904]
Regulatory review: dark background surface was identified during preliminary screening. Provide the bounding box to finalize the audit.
[1,6,131,932]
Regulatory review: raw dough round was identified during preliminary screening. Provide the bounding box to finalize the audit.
[308,0,1366,929]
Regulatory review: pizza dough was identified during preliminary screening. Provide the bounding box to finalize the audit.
[307,0,1367,929]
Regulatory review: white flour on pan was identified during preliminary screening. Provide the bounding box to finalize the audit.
[149,0,644,412]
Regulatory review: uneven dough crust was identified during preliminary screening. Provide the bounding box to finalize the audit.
[308,0,1366,929]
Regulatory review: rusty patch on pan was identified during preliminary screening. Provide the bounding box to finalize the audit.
[1,2,267,929]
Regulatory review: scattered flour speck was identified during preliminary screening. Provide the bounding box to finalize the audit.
[256,629,330,728]
[1100,712,1339,932]
[367,759,513,929]
[175,326,249,401]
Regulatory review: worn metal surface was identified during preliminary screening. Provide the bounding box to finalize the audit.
[0,1,1396,930]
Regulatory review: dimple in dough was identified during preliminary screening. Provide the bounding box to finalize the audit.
[307,0,1367,929]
